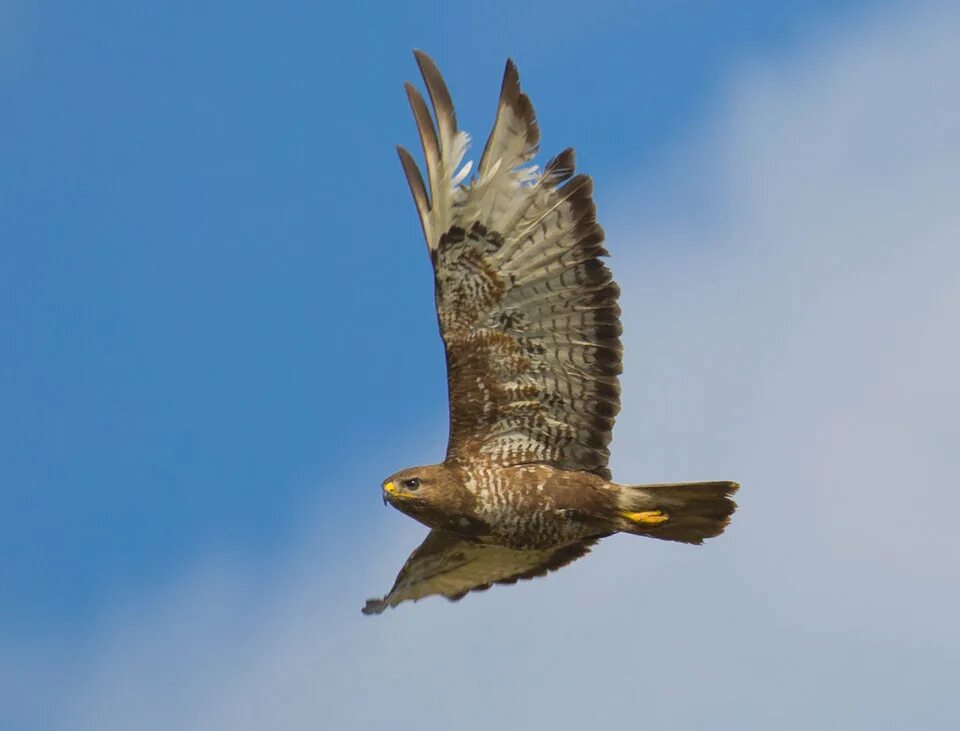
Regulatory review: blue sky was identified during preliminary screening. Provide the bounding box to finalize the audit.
[4,1,959,729]
[2,0,880,633]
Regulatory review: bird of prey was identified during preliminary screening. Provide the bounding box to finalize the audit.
[363,51,738,615]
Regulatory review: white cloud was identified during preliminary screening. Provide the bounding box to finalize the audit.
[609,0,960,651]
[7,4,960,729]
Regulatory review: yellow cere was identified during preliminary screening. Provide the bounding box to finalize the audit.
[383,481,411,499]
[622,510,669,526]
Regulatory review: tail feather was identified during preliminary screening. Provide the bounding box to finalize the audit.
[617,481,739,545]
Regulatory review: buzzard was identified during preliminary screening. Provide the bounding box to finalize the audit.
[363,51,738,615]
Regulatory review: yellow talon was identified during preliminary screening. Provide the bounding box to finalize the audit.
[622,510,669,525]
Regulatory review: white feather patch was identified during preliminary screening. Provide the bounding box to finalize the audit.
[448,130,471,172]
[452,159,473,187]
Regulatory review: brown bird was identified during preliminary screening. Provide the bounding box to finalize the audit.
[363,51,738,615]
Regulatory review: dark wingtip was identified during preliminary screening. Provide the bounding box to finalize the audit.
[362,598,387,615]
[501,58,520,102]
[412,49,442,82]
[412,49,457,133]
[544,147,577,185]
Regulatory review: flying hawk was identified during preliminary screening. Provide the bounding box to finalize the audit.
[363,51,738,615]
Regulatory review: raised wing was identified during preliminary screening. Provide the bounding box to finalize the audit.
[398,51,622,479]
[362,529,596,615]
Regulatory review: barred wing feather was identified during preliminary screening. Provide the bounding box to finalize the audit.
[362,530,596,614]
[398,51,622,480]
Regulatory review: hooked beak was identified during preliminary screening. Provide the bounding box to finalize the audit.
[382,481,398,506]
[382,480,416,507]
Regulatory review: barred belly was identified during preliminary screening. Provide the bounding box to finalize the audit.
[464,464,614,549]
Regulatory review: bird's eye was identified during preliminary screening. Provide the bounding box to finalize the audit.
[403,478,421,490]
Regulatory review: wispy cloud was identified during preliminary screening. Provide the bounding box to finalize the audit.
[610,1,960,649]
[6,3,959,729]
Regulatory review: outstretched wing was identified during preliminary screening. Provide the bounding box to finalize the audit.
[362,530,596,615]
[398,51,622,479]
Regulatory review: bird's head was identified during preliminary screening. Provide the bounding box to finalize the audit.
[380,464,464,525]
